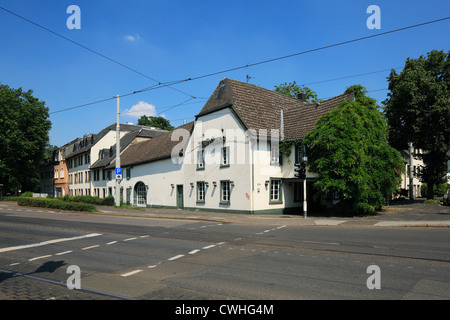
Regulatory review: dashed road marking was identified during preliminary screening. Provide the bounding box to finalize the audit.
[55,250,72,256]
[168,254,184,261]
[29,255,52,261]
[120,269,143,277]
[82,245,100,250]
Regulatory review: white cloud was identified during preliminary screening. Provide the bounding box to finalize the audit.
[124,34,141,43]
[123,101,157,118]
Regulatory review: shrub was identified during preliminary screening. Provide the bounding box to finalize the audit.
[101,196,115,206]
[17,197,97,212]
[61,195,115,206]
[2,196,19,201]
[19,191,34,198]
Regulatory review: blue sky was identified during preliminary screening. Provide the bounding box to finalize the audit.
[1,0,449,147]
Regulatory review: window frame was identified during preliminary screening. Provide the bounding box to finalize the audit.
[196,181,205,203]
[220,180,231,204]
[269,178,283,204]
[221,146,230,168]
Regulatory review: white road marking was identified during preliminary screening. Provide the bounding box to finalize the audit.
[148,262,161,268]
[106,241,118,245]
[9,263,20,266]
[120,269,143,277]
[55,250,72,256]
[139,235,149,238]
[29,255,52,261]
[202,244,216,250]
[123,237,137,242]
[189,249,200,254]
[82,245,99,250]
[168,254,184,261]
[0,233,102,253]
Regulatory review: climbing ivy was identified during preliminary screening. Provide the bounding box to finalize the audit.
[279,139,302,163]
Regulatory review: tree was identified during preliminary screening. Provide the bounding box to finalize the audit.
[303,85,404,215]
[137,115,174,130]
[0,84,52,194]
[274,81,321,102]
[383,50,450,199]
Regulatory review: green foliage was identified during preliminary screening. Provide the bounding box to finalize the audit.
[423,199,440,204]
[17,197,97,212]
[137,115,174,130]
[304,85,404,215]
[279,139,302,161]
[0,84,52,194]
[61,195,115,206]
[420,183,450,198]
[383,50,450,199]
[274,81,321,102]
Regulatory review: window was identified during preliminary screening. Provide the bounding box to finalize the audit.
[270,142,279,165]
[197,150,205,170]
[270,179,283,204]
[220,180,230,204]
[126,168,131,180]
[134,182,147,207]
[221,146,230,167]
[197,182,205,203]
[60,168,64,179]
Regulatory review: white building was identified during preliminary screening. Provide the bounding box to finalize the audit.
[66,123,166,197]
[106,78,352,214]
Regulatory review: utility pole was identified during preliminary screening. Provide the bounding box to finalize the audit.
[115,95,121,207]
[408,142,414,200]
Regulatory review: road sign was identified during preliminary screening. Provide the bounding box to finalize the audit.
[116,168,122,175]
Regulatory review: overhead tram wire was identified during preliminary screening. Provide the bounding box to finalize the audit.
[165,16,450,86]
[0,5,198,100]
[47,16,449,115]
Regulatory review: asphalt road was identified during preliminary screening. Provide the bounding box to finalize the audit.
[1,204,450,302]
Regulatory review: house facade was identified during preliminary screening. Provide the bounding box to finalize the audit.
[64,123,166,198]
[105,78,352,214]
[399,146,425,198]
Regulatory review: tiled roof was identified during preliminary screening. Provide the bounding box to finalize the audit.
[107,122,194,168]
[196,78,352,139]
[283,92,353,140]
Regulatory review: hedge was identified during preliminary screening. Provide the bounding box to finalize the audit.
[61,195,115,206]
[17,197,97,212]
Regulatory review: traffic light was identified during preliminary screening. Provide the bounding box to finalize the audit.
[294,162,306,179]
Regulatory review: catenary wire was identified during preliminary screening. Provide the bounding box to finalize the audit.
[0,5,197,99]
[26,15,450,115]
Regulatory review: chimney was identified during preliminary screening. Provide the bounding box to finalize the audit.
[297,93,307,101]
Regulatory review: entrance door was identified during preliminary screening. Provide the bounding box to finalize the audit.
[176,185,184,209]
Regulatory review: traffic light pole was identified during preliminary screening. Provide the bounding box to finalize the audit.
[302,145,307,219]
[303,178,307,219]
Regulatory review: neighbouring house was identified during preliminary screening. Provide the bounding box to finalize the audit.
[65,123,167,197]
[39,158,54,195]
[105,78,353,214]
[90,126,167,200]
[399,147,424,198]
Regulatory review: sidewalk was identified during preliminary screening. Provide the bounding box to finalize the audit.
[2,199,450,227]
[93,199,450,228]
